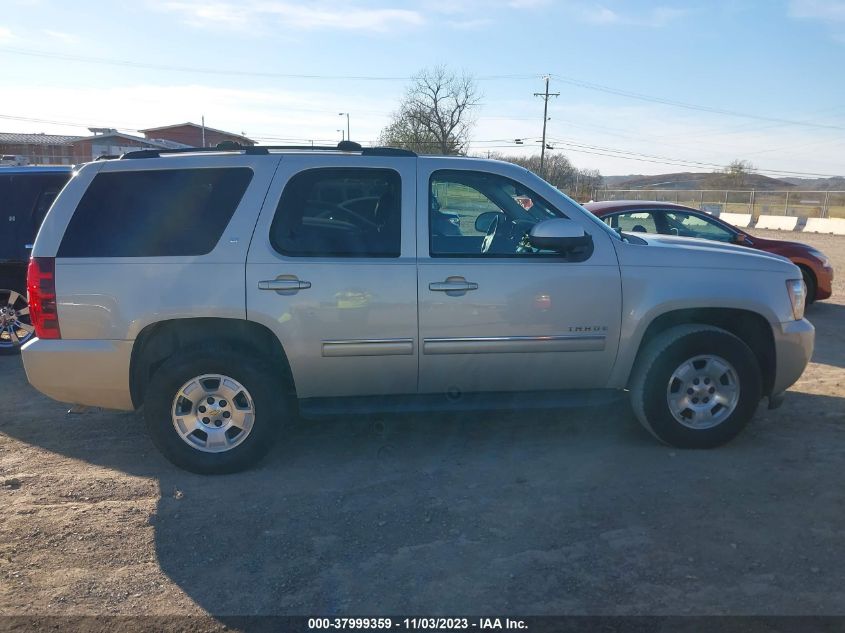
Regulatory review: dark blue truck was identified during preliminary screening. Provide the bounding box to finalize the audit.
[1,166,72,354]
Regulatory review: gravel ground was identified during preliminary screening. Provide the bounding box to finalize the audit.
[0,229,843,617]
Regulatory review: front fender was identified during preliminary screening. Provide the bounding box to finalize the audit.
[607,265,786,389]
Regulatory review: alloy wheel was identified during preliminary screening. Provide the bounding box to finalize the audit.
[666,354,740,429]
[171,374,256,453]
[0,290,34,351]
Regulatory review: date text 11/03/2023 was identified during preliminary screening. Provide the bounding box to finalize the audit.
[307,617,528,630]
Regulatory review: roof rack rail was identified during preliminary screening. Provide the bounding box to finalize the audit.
[119,141,416,160]
[362,147,417,157]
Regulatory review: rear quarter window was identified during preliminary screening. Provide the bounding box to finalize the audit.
[58,168,253,257]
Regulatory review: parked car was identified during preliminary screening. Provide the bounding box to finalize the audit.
[0,166,72,354]
[22,143,813,473]
[0,155,29,166]
[585,201,833,303]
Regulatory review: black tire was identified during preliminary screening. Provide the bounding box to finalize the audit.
[144,348,289,474]
[800,266,817,305]
[0,289,33,356]
[630,324,762,449]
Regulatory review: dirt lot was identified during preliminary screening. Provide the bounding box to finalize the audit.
[1,229,844,618]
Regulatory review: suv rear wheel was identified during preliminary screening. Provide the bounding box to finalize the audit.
[630,324,762,448]
[0,289,34,356]
[144,348,288,473]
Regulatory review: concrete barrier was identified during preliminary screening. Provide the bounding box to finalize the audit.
[754,215,799,231]
[804,218,845,235]
[720,213,752,227]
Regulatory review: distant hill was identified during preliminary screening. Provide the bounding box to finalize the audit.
[607,171,795,191]
[780,176,845,190]
[603,174,645,187]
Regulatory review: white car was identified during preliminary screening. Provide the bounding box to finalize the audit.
[0,155,29,166]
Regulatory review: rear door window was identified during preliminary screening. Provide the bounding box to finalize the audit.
[31,174,70,229]
[0,176,13,260]
[270,167,401,258]
[58,168,253,257]
[608,211,659,233]
[0,173,71,261]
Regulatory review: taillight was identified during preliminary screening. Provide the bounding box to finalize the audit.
[26,257,61,340]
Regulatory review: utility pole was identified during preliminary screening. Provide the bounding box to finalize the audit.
[339,112,350,141]
[533,76,558,177]
[201,115,206,147]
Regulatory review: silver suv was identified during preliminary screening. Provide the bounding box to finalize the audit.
[22,142,814,473]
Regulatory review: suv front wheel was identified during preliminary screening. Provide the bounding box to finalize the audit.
[144,349,287,473]
[630,324,762,448]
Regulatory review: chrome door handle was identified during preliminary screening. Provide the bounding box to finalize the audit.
[258,278,312,291]
[429,280,478,292]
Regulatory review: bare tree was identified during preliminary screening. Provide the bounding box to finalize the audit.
[380,65,480,155]
[378,113,441,155]
[489,152,602,199]
[723,159,756,188]
[574,168,603,201]
[495,153,575,188]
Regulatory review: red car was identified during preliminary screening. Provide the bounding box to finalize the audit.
[584,201,833,303]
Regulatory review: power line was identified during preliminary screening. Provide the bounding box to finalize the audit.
[549,73,845,133]
[543,137,841,178]
[0,46,538,82]
[1,115,840,178]
[0,113,140,130]
[4,42,844,137]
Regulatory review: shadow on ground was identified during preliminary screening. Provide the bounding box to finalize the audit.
[806,301,845,369]
[2,353,845,617]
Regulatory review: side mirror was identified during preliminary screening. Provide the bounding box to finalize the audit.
[475,211,503,234]
[734,233,750,245]
[528,218,593,253]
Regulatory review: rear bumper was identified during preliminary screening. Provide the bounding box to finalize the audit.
[771,318,814,396]
[21,338,134,410]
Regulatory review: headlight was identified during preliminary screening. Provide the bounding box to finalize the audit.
[808,248,831,268]
[786,279,806,320]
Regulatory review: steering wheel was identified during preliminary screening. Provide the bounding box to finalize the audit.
[480,213,500,254]
[481,214,531,255]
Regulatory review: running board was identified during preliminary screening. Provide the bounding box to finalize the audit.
[298,389,624,419]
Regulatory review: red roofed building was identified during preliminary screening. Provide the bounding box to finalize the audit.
[0,132,82,165]
[139,122,255,148]
[70,130,190,162]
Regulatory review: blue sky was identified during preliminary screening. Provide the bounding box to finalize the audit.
[1,0,844,176]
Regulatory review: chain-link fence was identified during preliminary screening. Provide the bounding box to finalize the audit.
[591,190,845,219]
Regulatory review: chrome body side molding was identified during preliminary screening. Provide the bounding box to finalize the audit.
[321,338,415,357]
[422,334,606,355]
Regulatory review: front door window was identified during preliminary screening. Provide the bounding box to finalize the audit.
[663,211,735,242]
[429,170,567,257]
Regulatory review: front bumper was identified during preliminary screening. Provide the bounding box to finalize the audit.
[771,318,815,396]
[816,266,833,301]
[21,338,134,410]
